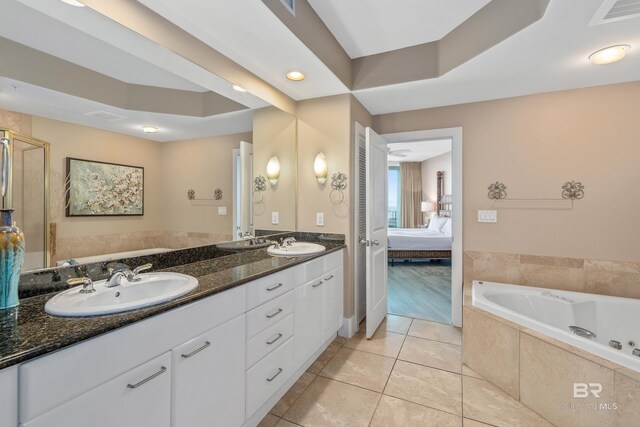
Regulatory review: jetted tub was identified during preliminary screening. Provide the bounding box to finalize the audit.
[472,280,640,372]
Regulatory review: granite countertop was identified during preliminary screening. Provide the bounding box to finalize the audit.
[0,243,345,370]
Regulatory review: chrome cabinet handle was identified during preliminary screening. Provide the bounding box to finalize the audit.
[266,283,283,291]
[324,275,334,280]
[312,281,323,288]
[181,341,211,359]
[266,333,283,345]
[266,308,283,319]
[127,366,167,389]
[266,368,283,382]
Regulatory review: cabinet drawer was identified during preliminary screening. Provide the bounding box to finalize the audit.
[23,352,171,427]
[246,313,294,368]
[246,337,294,417]
[246,266,302,310]
[246,290,294,338]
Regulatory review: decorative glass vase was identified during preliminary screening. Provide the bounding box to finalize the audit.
[0,209,24,310]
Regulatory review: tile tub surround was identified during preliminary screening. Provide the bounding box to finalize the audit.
[19,231,346,298]
[463,303,640,426]
[464,250,640,298]
[0,240,346,370]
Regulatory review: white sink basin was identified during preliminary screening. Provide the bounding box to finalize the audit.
[267,242,326,256]
[45,272,198,317]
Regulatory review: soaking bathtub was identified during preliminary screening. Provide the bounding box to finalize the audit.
[472,280,640,372]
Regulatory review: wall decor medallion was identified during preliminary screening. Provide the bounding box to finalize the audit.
[487,182,507,200]
[330,172,348,205]
[65,158,144,216]
[561,181,585,200]
[214,188,223,200]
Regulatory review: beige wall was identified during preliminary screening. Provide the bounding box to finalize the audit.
[374,81,640,262]
[252,107,297,231]
[0,109,32,136]
[160,132,251,242]
[421,151,452,205]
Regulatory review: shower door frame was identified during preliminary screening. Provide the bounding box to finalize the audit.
[0,129,51,269]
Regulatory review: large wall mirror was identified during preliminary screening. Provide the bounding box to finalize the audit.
[0,1,297,273]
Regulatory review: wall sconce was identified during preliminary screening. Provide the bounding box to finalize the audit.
[266,156,280,185]
[314,152,328,184]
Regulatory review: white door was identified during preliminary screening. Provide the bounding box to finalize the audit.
[365,127,388,339]
[239,141,253,237]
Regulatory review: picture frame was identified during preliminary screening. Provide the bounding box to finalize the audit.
[65,157,144,217]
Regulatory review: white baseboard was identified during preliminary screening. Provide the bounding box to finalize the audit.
[338,315,357,338]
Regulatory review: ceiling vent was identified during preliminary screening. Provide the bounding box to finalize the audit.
[84,110,127,121]
[279,0,295,16]
[590,0,640,25]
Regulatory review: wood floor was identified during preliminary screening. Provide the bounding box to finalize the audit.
[387,260,451,323]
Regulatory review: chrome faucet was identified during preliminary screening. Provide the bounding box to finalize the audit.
[241,232,255,240]
[282,237,297,247]
[106,263,152,288]
[68,277,95,294]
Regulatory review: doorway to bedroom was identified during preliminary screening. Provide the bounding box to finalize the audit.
[387,138,453,323]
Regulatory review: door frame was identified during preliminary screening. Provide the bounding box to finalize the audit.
[381,127,463,327]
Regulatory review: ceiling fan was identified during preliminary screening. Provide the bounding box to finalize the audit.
[388,148,411,158]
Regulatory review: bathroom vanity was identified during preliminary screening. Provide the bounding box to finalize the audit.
[0,246,344,427]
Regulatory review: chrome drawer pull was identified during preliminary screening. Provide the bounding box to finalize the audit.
[324,275,334,280]
[266,368,283,382]
[266,308,283,319]
[127,366,167,389]
[266,283,283,291]
[312,281,323,287]
[267,333,283,345]
[181,341,211,359]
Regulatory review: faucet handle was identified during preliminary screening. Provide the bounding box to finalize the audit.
[68,277,95,294]
[133,263,153,275]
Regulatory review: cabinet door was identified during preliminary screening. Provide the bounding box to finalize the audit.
[0,366,17,427]
[172,315,245,427]
[322,267,344,343]
[23,352,171,427]
[294,278,324,368]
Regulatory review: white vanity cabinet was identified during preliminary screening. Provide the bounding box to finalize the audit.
[0,365,18,427]
[171,315,246,427]
[293,278,324,367]
[23,352,172,427]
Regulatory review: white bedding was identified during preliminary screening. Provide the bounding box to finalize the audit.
[387,228,452,251]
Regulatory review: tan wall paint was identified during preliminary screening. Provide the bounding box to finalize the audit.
[374,81,640,262]
[160,132,252,238]
[0,109,32,135]
[31,116,163,240]
[253,107,297,231]
[421,151,452,205]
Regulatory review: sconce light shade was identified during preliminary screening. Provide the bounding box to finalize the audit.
[421,201,436,212]
[314,152,328,184]
[266,156,280,185]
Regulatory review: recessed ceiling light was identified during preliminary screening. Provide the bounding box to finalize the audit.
[286,71,305,81]
[232,84,247,92]
[589,44,630,65]
[142,125,158,134]
[59,0,86,6]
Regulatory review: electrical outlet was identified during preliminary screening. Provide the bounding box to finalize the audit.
[271,212,279,225]
[478,210,497,223]
[316,212,324,226]
[217,206,227,216]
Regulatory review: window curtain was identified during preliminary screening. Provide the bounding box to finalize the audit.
[400,162,423,228]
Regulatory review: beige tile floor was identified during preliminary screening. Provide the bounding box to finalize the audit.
[259,316,554,427]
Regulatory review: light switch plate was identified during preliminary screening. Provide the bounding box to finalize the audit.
[271,212,279,225]
[217,206,227,216]
[316,212,324,226]
[478,210,497,223]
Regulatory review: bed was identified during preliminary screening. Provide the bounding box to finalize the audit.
[387,170,452,263]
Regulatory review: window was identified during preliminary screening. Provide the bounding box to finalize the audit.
[388,166,401,228]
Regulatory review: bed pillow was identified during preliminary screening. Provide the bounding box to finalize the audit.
[441,218,452,235]
[427,215,448,232]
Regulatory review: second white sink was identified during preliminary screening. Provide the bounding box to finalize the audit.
[267,242,326,256]
[45,272,198,317]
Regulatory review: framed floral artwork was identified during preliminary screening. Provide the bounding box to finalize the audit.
[65,158,144,216]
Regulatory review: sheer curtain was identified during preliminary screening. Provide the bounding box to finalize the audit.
[400,162,423,228]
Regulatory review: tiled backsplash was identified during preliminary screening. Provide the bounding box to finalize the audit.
[464,250,640,299]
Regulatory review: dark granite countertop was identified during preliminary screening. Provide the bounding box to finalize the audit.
[0,243,345,370]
